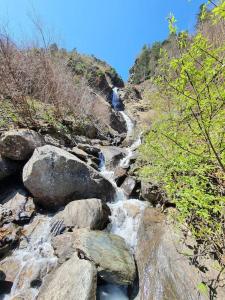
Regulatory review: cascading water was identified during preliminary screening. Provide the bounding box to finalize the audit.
[3,215,57,300]
[97,88,147,300]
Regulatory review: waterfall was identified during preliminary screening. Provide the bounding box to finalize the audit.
[112,87,121,110]
[97,88,147,300]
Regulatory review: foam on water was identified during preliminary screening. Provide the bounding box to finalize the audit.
[97,284,128,300]
[108,199,148,251]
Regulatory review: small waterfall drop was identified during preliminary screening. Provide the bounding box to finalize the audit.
[112,87,134,136]
[112,87,121,110]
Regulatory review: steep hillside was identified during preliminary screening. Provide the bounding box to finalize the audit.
[121,2,225,298]
[0,37,126,144]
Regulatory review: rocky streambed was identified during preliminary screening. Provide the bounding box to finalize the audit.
[0,88,146,300]
[0,88,219,300]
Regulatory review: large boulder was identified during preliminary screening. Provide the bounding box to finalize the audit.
[0,129,45,161]
[0,156,21,181]
[135,208,209,300]
[52,230,136,285]
[52,199,110,232]
[74,229,136,285]
[38,254,97,300]
[23,145,115,209]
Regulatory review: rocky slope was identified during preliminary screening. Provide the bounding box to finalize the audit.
[0,60,224,300]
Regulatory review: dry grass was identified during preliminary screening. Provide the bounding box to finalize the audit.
[0,30,95,131]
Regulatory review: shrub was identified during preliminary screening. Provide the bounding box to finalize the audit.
[138,1,225,264]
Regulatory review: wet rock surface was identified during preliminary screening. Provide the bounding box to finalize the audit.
[135,208,208,300]
[121,176,137,197]
[23,145,115,209]
[0,223,20,258]
[1,188,35,225]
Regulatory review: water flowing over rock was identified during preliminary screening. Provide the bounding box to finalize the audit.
[23,145,116,209]
[52,198,110,231]
[135,208,208,300]
[38,254,97,300]
[108,199,148,251]
[0,129,45,161]
[2,214,57,299]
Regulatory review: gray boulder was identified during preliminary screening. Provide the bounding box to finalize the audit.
[74,229,136,285]
[52,229,136,285]
[0,129,45,161]
[100,146,127,169]
[114,166,127,186]
[52,232,76,264]
[38,254,97,300]
[52,199,110,232]
[23,145,115,209]
[91,95,127,135]
[135,208,209,300]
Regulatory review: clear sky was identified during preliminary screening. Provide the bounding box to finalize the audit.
[0,0,204,80]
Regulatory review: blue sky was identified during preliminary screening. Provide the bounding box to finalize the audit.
[0,0,204,80]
